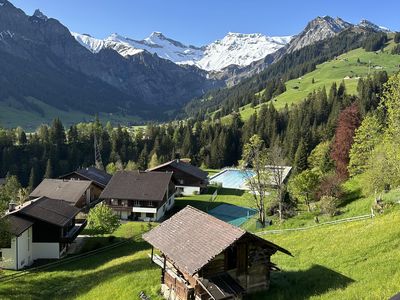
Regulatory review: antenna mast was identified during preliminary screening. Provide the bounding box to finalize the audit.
[94,131,104,170]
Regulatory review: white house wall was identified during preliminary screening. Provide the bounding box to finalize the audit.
[177,186,200,196]
[32,243,60,260]
[0,227,33,270]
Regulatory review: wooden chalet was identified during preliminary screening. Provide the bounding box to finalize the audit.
[147,159,208,196]
[30,179,94,209]
[100,171,175,221]
[59,167,112,200]
[143,206,292,300]
[0,197,85,270]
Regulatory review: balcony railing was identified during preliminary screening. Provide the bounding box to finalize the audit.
[61,220,87,243]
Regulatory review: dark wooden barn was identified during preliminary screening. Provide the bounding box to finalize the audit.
[143,206,292,300]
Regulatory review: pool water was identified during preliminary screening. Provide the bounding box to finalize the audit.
[209,169,255,190]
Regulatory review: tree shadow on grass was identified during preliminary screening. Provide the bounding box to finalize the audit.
[43,240,151,272]
[247,264,354,300]
[339,187,363,208]
[0,249,159,300]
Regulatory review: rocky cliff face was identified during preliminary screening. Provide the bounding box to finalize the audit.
[287,16,352,53]
[0,0,220,119]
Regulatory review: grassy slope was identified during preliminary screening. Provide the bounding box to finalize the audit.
[257,209,400,299]
[0,223,163,300]
[2,180,400,299]
[222,40,400,123]
[0,97,141,131]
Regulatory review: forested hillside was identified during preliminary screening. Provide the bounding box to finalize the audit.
[184,28,372,119]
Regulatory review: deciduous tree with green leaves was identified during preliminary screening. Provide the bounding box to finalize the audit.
[288,169,321,212]
[87,203,120,235]
[348,114,382,177]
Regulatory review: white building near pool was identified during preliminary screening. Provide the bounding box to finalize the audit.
[100,171,176,222]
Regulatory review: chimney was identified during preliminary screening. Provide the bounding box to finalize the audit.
[175,153,181,163]
[8,202,16,212]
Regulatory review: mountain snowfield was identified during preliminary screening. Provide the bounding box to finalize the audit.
[72,31,292,71]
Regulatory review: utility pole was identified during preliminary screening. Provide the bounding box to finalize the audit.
[94,132,104,170]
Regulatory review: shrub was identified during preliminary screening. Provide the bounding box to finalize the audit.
[319,196,339,216]
[87,203,120,235]
[315,173,344,200]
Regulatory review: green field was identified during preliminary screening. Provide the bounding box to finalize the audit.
[0,97,142,131]
[223,40,400,123]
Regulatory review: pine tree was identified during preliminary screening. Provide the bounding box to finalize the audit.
[293,138,308,173]
[44,159,53,179]
[148,152,160,169]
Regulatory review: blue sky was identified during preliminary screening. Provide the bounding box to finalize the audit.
[10,0,400,46]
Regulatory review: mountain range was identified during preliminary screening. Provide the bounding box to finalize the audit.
[72,31,292,72]
[0,0,392,128]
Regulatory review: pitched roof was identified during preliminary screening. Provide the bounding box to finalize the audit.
[61,167,112,188]
[3,214,34,236]
[143,206,241,275]
[147,159,208,180]
[17,197,80,227]
[266,165,292,185]
[30,179,92,204]
[100,171,173,201]
[143,206,291,275]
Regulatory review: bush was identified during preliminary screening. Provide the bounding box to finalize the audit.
[87,203,120,235]
[315,173,344,200]
[391,44,400,55]
[319,196,339,216]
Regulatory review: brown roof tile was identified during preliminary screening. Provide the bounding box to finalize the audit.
[147,159,208,180]
[143,206,246,275]
[30,179,92,204]
[100,171,173,201]
[3,214,34,236]
[143,206,291,275]
[17,197,80,227]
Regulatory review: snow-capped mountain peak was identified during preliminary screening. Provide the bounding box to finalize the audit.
[199,32,292,71]
[358,19,390,32]
[72,31,292,71]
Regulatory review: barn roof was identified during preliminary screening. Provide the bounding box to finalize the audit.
[30,179,92,205]
[100,171,173,201]
[61,167,112,188]
[147,159,208,180]
[143,206,290,276]
[3,214,34,236]
[17,197,80,227]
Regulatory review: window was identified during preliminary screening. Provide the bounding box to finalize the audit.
[146,213,153,218]
[0,251,2,260]
[134,200,141,207]
[148,201,154,207]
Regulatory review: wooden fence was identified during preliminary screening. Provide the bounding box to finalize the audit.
[256,214,374,236]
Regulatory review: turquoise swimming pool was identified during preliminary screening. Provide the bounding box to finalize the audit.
[209,169,255,190]
[208,204,256,227]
